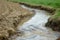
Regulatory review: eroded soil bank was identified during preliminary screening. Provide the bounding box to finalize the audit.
[9,5,60,40]
[45,9,60,32]
[19,2,60,32]
[19,2,56,14]
[14,1,60,33]
[0,0,60,40]
[19,2,60,40]
[0,0,34,40]
[45,10,60,40]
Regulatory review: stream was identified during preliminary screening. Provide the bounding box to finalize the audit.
[11,5,60,40]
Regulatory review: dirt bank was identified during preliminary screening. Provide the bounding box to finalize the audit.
[0,0,34,40]
[45,9,60,32]
[19,2,60,40]
[19,2,56,15]
[45,10,60,40]
[45,17,60,32]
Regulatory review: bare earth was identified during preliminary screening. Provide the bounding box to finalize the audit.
[0,0,34,40]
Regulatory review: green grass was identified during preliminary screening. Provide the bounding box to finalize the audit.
[9,0,60,19]
[53,9,60,19]
[9,0,60,8]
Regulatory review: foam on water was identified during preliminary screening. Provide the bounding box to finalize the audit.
[14,5,60,40]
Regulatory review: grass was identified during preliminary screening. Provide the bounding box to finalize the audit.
[9,0,60,8]
[9,0,60,19]
[53,9,60,19]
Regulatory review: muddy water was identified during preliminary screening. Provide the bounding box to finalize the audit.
[12,5,60,40]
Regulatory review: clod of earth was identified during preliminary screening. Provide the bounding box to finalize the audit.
[0,0,34,40]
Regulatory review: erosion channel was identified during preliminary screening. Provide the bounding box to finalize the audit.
[11,5,60,40]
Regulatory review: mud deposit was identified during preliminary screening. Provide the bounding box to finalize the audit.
[10,5,60,40]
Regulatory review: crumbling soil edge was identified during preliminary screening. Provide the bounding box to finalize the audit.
[19,2,56,15]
